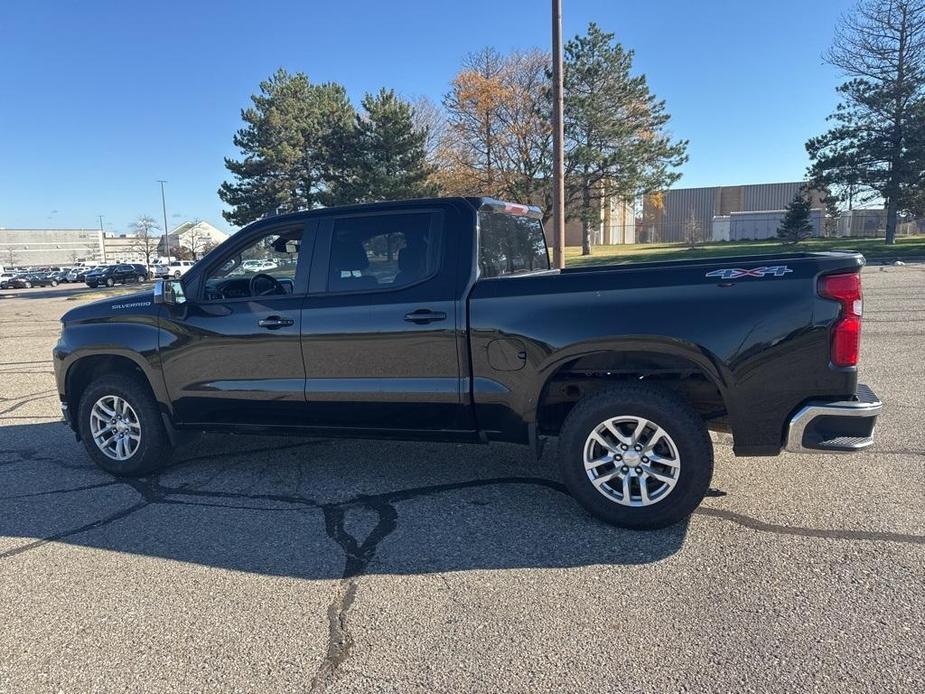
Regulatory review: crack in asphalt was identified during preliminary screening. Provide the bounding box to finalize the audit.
[0,390,58,416]
[1,447,924,689]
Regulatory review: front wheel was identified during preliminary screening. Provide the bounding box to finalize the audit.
[24,281,32,288]
[77,374,172,476]
[51,280,58,286]
[138,275,146,283]
[558,384,713,530]
[106,277,114,287]
[173,271,181,279]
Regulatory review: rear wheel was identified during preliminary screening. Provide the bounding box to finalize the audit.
[173,270,181,278]
[78,374,172,476]
[558,384,713,530]
[138,275,147,283]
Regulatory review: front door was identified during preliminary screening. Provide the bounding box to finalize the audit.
[159,222,312,426]
[300,208,474,437]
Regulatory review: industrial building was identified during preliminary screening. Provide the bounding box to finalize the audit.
[564,196,636,246]
[713,209,825,241]
[0,228,104,267]
[0,220,229,268]
[641,182,827,243]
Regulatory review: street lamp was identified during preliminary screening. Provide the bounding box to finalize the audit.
[157,180,169,259]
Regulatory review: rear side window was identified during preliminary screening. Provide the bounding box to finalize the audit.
[328,212,441,292]
[478,211,550,278]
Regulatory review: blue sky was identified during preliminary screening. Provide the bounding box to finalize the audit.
[0,0,854,233]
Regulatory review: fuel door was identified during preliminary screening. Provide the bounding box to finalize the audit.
[487,338,527,372]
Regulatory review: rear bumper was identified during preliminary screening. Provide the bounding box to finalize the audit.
[785,384,881,453]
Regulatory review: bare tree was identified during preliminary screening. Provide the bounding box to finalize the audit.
[412,95,447,162]
[441,48,552,208]
[130,215,161,268]
[683,208,703,249]
[182,221,215,260]
[495,50,553,216]
[442,47,511,195]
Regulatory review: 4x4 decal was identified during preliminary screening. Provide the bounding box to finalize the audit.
[705,265,793,280]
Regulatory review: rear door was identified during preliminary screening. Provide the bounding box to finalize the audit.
[299,205,475,437]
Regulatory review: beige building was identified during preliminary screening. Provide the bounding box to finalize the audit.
[0,228,104,267]
[159,221,229,259]
[102,233,150,264]
[564,196,636,247]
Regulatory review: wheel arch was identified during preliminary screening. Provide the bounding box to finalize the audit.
[533,339,733,437]
[64,352,169,431]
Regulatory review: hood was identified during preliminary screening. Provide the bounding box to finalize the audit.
[61,289,156,323]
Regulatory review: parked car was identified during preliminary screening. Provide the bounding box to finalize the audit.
[5,272,57,288]
[85,264,148,288]
[51,268,73,283]
[241,258,279,272]
[153,260,196,279]
[68,267,96,283]
[0,272,18,289]
[34,271,61,286]
[53,197,881,530]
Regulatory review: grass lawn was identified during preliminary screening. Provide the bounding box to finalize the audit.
[565,235,925,267]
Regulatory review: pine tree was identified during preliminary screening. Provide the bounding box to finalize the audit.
[331,89,436,204]
[218,69,355,226]
[777,193,814,244]
[806,0,925,244]
[564,23,688,255]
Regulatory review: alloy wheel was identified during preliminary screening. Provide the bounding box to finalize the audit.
[89,395,142,461]
[582,415,681,507]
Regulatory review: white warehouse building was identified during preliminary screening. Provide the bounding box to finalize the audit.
[713,209,825,241]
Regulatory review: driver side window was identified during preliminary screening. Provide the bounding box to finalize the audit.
[204,227,302,301]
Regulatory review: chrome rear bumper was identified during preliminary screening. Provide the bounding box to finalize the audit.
[785,384,882,454]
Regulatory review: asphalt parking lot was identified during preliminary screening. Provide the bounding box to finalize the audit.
[0,270,923,693]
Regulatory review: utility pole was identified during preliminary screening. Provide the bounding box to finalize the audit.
[97,215,105,262]
[551,0,566,269]
[157,180,169,259]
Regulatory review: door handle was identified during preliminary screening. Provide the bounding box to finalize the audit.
[404,309,447,324]
[257,316,294,329]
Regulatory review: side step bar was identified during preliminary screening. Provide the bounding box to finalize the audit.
[785,384,882,454]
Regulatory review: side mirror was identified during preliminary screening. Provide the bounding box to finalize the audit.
[152,279,186,305]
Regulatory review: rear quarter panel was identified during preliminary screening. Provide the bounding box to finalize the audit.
[468,253,862,454]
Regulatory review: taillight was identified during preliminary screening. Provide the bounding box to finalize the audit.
[818,272,862,367]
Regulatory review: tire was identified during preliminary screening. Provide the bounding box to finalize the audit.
[24,281,32,289]
[77,373,172,476]
[558,384,713,530]
[173,271,181,279]
[138,275,146,283]
[106,277,114,287]
[51,280,58,286]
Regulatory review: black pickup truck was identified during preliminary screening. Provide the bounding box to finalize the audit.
[53,197,881,529]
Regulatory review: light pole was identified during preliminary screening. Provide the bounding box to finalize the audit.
[551,0,566,269]
[98,215,105,262]
[157,180,169,259]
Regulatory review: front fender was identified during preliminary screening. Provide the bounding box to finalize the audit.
[54,319,172,419]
